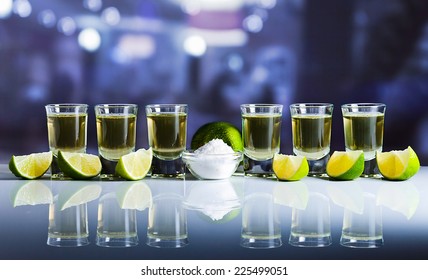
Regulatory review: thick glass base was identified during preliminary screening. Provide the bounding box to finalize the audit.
[99,156,121,180]
[47,236,89,247]
[96,236,139,248]
[243,156,274,178]
[50,157,72,180]
[307,154,330,177]
[151,157,185,178]
[340,236,384,248]
[361,158,381,178]
[146,237,188,248]
[240,237,282,249]
[289,234,332,247]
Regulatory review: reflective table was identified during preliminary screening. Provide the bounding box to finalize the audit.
[0,165,427,260]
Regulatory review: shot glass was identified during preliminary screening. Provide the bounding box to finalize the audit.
[147,193,188,248]
[290,103,333,176]
[241,104,283,177]
[95,104,138,178]
[47,195,89,247]
[289,192,332,247]
[146,104,188,178]
[241,191,282,249]
[45,104,88,179]
[96,192,138,248]
[340,193,384,248]
[341,103,386,177]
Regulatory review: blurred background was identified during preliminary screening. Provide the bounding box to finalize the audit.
[1,0,428,164]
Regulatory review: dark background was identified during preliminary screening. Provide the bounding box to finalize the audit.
[1,0,428,163]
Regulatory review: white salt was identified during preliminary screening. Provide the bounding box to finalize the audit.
[194,139,234,155]
[189,139,239,179]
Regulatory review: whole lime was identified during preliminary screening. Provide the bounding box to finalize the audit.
[191,121,243,152]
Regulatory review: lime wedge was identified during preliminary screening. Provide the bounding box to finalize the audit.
[10,181,53,207]
[9,151,53,179]
[273,154,309,181]
[115,181,152,210]
[326,150,364,180]
[376,146,420,180]
[57,183,102,210]
[115,148,152,180]
[57,151,102,179]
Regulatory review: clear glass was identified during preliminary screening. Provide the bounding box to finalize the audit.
[289,192,332,247]
[47,195,89,247]
[240,192,282,249]
[146,104,188,178]
[96,192,138,248]
[341,103,386,177]
[45,104,88,179]
[147,193,188,248]
[240,104,283,177]
[95,104,138,177]
[290,103,333,175]
[340,193,384,248]
[182,151,242,180]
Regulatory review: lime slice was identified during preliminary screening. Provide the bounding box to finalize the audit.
[326,150,364,180]
[115,181,152,210]
[9,151,53,179]
[10,181,53,207]
[273,181,309,210]
[191,121,243,152]
[57,183,102,210]
[57,151,102,179]
[115,148,152,180]
[272,154,309,181]
[376,146,420,180]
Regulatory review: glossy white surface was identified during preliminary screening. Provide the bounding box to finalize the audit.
[0,164,427,259]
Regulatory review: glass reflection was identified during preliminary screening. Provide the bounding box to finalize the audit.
[289,192,332,247]
[340,193,383,248]
[146,179,188,248]
[95,181,151,247]
[240,179,282,249]
[47,181,101,247]
[96,191,138,248]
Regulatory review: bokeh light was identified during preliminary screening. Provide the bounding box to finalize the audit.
[38,10,56,28]
[101,7,121,26]
[57,17,77,36]
[78,28,102,52]
[13,0,32,18]
[184,35,207,57]
[0,0,13,19]
[243,14,263,33]
[83,0,103,12]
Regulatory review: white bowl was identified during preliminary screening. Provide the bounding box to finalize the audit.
[182,151,242,180]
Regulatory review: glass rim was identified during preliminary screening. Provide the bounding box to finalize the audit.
[45,103,88,108]
[240,103,283,108]
[341,103,386,108]
[94,103,138,108]
[145,104,188,108]
[290,103,333,108]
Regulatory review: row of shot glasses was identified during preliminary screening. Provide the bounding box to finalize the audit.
[45,102,386,179]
